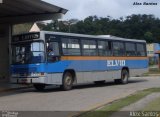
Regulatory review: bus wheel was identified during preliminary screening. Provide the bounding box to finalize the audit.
[120,69,129,84]
[61,72,73,91]
[34,84,46,91]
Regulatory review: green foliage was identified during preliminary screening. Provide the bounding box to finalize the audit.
[42,14,160,43]
[13,23,33,35]
[144,31,153,43]
[80,88,160,117]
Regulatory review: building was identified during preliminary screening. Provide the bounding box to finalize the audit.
[12,22,46,35]
[147,43,160,65]
[30,23,41,32]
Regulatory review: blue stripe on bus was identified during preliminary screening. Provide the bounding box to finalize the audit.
[11,59,148,73]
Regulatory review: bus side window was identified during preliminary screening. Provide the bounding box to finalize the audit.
[47,42,60,56]
[98,41,112,56]
[125,42,136,56]
[62,38,81,56]
[82,40,97,56]
[136,43,146,56]
[113,41,125,56]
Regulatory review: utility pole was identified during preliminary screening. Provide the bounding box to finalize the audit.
[62,19,78,33]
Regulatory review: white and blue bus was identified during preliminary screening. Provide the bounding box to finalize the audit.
[11,31,148,91]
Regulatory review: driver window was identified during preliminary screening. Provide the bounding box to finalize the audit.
[47,42,60,56]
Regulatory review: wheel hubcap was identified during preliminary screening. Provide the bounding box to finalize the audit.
[122,72,128,81]
[65,76,72,86]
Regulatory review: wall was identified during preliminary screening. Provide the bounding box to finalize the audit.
[147,43,154,57]
[154,43,160,57]
[147,43,160,65]
[0,24,11,82]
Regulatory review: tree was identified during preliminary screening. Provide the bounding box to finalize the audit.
[42,14,160,43]
[144,32,154,43]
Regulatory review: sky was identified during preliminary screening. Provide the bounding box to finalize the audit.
[43,0,160,20]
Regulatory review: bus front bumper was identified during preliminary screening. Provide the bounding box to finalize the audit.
[10,77,47,84]
[10,73,63,85]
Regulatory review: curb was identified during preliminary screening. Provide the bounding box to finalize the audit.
[142,74,160,77]
[0,86,32,93]
[148,74,160,76]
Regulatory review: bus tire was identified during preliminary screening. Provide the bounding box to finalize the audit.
[61,72,73,91]
[114,69,129,84]
[34,84,46,91]
[120,69,129,84]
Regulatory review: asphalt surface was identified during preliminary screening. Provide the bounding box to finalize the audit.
[0,76,160,115]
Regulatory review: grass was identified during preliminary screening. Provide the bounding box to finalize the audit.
[143,68,160,76]
[143,96,160,111]
[149,68,160,73]
[79,88,160,117]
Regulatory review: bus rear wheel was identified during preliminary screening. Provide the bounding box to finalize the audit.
[120,69,129,84]
[34,84,46,91]
[61,72,73,91]
[115,69,129,84]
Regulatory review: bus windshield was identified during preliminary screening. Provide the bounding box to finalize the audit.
[12,41,45,64]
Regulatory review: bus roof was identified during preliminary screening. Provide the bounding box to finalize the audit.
[13,31,146,43]
[41,31,146,43]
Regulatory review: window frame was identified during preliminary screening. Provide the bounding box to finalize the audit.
[81,38,98,56]
[97,40,113,56]
[61,36,82,56]
[45,34,63,56]
[136,43,147,57]
[125,42,137,57]
[45,34,147,57]
[112,41,126,56]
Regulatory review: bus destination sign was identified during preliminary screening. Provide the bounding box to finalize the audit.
[12,33,40,42]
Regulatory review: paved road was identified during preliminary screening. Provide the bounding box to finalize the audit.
[0,76,160,113]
